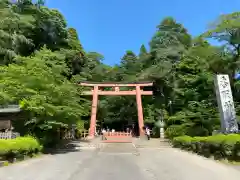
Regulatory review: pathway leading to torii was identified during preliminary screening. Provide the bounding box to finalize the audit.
[1,138,240,180]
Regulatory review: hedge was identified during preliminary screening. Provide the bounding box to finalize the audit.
[172,134,240,161]
[0,136,42,161]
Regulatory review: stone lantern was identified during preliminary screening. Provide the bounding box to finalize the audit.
[156,120,165,139]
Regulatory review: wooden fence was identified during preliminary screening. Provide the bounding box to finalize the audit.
[0,132,20,139]
[77,129,89,139]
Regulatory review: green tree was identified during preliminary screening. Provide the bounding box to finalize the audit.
[0,48,89,144]
[0,0,34,64]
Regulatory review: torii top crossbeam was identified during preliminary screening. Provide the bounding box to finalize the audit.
[80,81,153,87]
[79,81,153,96]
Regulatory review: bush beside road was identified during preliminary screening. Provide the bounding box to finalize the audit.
[172,134,240,162]
[0,136,42,165]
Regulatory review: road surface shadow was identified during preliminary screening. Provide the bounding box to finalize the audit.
[43,140,85,155]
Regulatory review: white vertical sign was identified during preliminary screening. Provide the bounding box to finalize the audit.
[214,74,238,132]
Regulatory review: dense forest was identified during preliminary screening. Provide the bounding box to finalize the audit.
[1,0,240,145]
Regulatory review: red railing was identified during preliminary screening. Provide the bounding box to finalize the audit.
[103,132,132,137]
[102,132,132,142]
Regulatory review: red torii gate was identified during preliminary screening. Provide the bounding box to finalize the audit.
[79,81,153,138]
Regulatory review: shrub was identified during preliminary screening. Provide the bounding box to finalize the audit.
[172,134,240,161]
[165,125,187,139]
[0,136,42,161]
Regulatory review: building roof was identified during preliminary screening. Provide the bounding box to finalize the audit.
[0,105,21,113]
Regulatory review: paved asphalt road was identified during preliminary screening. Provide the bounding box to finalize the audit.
[0,143,240,180]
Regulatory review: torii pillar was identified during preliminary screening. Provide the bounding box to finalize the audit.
[89,85,98,138]
[136,85,144,136]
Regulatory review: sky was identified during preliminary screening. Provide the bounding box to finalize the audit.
[46,0,240,66]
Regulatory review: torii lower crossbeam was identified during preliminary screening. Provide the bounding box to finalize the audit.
[79,82,153,138]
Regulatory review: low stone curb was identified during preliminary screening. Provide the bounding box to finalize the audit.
[0,154,42,168]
